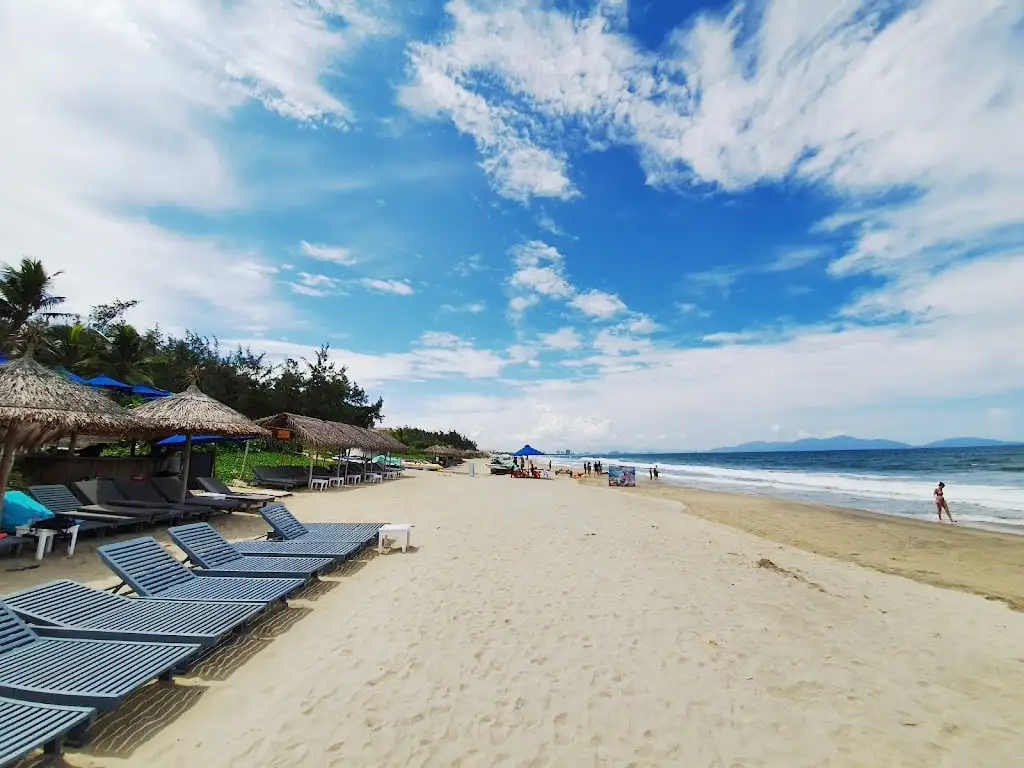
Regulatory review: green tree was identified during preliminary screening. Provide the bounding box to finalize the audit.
[40,321,103,375]
[0,258,68,351]
[99,324,159,384]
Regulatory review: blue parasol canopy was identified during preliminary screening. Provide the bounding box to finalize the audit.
[132,384,172,398]
[55,367,88,384]
[513,444,544,457]
[85,374,133,390]
[155,434,253,446]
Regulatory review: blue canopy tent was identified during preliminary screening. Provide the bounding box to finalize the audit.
[85,374,133,390]
[513,444,544,457]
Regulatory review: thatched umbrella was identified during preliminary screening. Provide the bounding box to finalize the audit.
[133,384,270,503]
[0,351,145,524]
[424,444,457,458]
[374,429,409,453]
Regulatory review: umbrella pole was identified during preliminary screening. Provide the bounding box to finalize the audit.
[344,448,350,483]
[307,449,313,489]
[0,425,20,526]
[239,439,250,482]
[68,432,78,456]
[178,434,193,504]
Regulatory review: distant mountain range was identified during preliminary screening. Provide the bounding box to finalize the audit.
[708,435,1020,453]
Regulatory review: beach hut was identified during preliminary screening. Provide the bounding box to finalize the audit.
[0,350,145,524]
[132,384,270,503]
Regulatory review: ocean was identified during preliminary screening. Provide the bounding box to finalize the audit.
[568,446,1024,531]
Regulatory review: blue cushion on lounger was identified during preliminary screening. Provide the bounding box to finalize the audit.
[2,491,54,533]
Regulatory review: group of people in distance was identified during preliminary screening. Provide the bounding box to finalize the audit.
[583,461,603,476]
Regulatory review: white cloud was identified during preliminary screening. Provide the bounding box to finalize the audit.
[508,295,539,317]
[570,290,627,319]
[361,277,415,295]
[441,301,486,313]
[452,254,484,277]
[400,0,1023,285]
[370,250,1023,448]
[539,327,582,351]
[0,0,389,332]
[764,248,826,273]
[288,272,340,297]
[626,315,659,334]
[300,241,357,265]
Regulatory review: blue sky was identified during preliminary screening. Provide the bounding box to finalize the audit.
[2,0,1022,450]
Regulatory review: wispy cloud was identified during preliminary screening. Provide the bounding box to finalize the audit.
[441,301,486,313]
[361,277,415,295]
[300,241,357,265]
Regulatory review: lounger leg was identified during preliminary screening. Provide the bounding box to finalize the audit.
[67,524,80,556]
[44,736,66,755]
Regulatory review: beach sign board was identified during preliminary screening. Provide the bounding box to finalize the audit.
[608,465,636,487]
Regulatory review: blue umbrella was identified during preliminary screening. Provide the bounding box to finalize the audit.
[513,444,545,457]
[132,384,172,398]
[155,434,253,446]
[55,367,87,384]
[85,374,133,390]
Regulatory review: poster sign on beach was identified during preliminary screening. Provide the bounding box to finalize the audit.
[608,465,636,487]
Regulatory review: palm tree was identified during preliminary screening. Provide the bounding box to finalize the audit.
[99,323,158,384]
[0,258,68,351]
[41,321,102,376]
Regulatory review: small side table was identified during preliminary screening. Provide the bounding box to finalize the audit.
[15,524,80,561]
[309,478,329,491]
[328,476,345,487]
[377,524,413,554]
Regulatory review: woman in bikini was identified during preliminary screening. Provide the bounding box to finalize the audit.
[933,481,955,523]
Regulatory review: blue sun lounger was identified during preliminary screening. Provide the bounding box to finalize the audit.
[260,504,384,545]
[97,537,305,603]
[0,602,198,711]
[4,580,264,649]
[167,524,334,579]
[0,697,94,766]
[173,521,363,561]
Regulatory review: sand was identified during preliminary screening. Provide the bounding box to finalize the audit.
[610,479,1024,611]
[4,465,1010,767]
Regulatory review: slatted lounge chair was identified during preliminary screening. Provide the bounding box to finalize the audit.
[0,696,94,766]
[251,466,302,490]
[260,504,384,546]
[4,580,264,648]
[231,537,364,559]
[113,478,207,517]
[167,524,334,579]
[0,602,198,711]
[149,476,243,512]
[28,485,145,533]
[71,479,180,524]
[195,476,274,504]
[98,537,305,603]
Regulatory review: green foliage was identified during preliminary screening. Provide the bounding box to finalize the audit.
[385,425,478,452]
[0,257,470,444]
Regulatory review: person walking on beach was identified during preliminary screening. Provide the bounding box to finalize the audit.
[649,466,654,480]
[933,482,956,523]
[653,465,659,481]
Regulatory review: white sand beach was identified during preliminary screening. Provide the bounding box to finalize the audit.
[18,466,1024,767]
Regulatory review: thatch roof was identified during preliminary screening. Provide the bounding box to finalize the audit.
[424,444,460,457]
[133,384,269,437]
[0,354,144,448]
[255,413,343,447]
[329,422,379,450]
[374,428,409,452]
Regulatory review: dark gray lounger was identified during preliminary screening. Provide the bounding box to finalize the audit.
[0,697,94,766]
[167,524,333,579]
[28,485,142,532]
[98,537,304,602]
[150,477,243,512]
[261,504,384,546]
[71,479,179,523]
[4,580,263,648]
[0,603,198,710]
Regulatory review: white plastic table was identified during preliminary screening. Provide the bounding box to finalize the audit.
[309,478,329,491]
[328,476,345,487]
[377,524,413,554]
[15,524,80,561]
